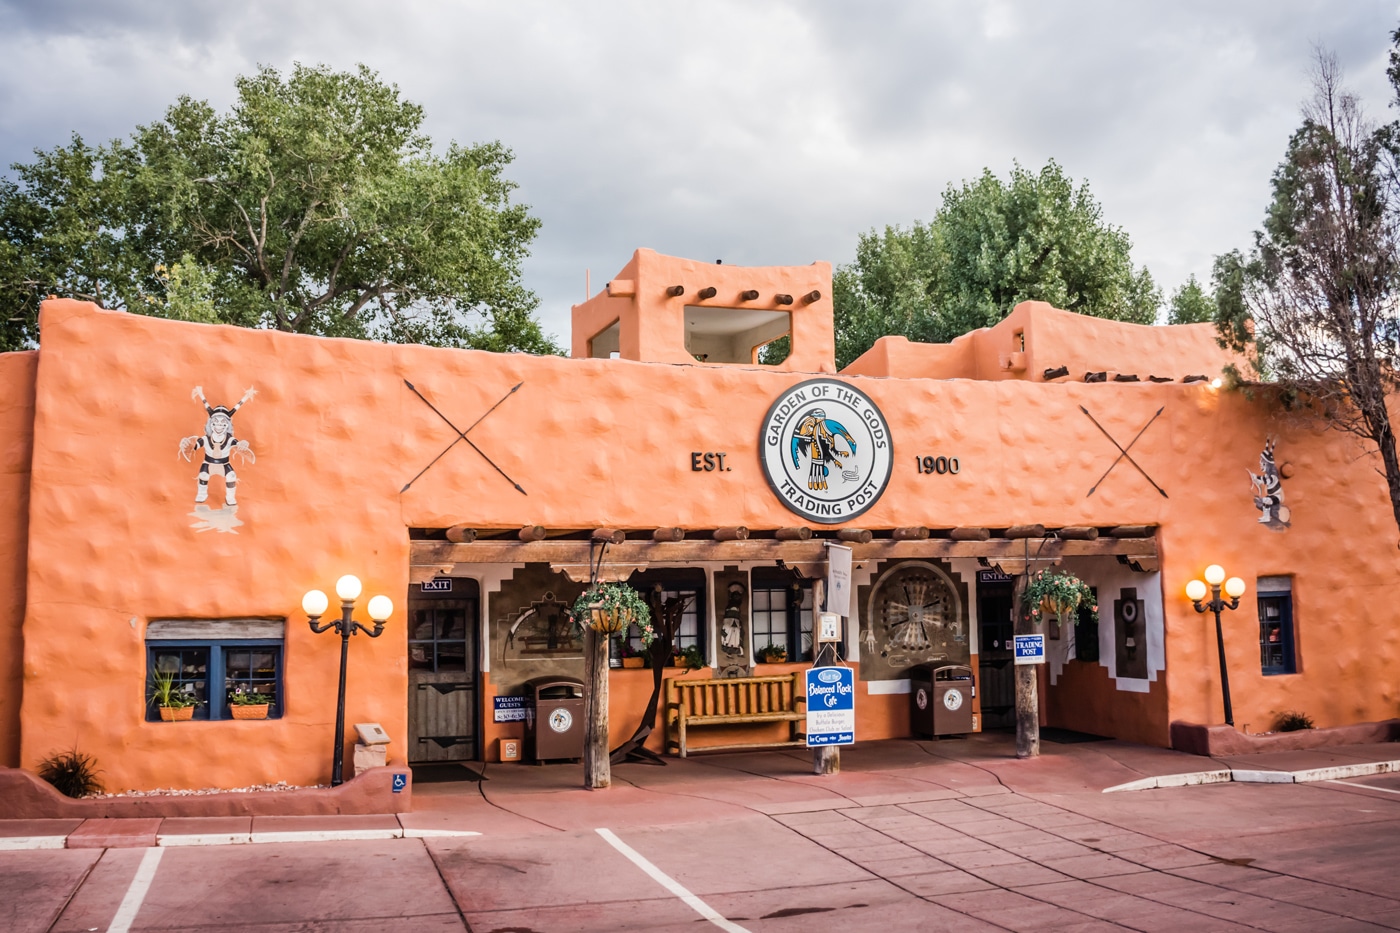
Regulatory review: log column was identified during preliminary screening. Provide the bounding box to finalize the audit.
[1013,573,1039,759]
[583,628,611,789]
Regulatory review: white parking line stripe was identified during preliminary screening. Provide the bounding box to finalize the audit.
[108,846,165,933]
[1327,779,1400,795]
[596,828,751,933]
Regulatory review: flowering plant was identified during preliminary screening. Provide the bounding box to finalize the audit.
[571,583,655,644]
[1023,569,1097,624]
[228,686,274,707]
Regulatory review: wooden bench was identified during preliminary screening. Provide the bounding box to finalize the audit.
[665,673,807,757]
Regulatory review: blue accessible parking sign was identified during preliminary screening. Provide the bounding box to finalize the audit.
[1013,634,1046,665]
[806,666,855,747]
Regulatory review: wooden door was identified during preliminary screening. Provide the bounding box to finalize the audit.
[407,583,479,762]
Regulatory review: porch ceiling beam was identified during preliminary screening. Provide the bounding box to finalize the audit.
[410,535,1157,572]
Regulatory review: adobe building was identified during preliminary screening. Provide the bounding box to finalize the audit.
[2,247,1397,792]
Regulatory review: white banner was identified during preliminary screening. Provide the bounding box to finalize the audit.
[826,543,852,618]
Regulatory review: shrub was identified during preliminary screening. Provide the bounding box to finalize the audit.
[1274,710,1315,732]
[36,748,103,798]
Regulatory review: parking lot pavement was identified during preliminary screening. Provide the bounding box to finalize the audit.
[6,735,1400,931]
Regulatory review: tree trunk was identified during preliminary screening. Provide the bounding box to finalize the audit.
[811,579,840,775]
[583,628,610,789]
[1013,574,1039,758]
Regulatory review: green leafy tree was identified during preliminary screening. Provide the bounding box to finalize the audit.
[1215,50,1400,538]
[834,160,1160,368]
[0,63,560,354]
[1167,274,1217,325]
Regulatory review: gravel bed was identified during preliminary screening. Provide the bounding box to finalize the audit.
[93,781,329,798]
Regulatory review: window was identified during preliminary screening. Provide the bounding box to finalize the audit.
[626,569,707,656]
[409,598,474,672]
[145,619,284,721]
[1258,576,1296,675]
[751,568,814,661]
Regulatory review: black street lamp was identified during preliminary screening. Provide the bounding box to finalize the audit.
[1186,565,1247,728]
[302,575,393,786]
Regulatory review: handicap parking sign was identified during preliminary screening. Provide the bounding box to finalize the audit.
[1013,634,1045,665]
[392,772,408,793]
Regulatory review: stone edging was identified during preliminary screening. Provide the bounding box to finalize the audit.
[1103,758,1400,793]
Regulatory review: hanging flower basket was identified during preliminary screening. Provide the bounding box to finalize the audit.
[571,583,655,643]
[1024,569,1098,623]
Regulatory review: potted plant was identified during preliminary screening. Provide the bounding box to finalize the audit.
[571,583,655,641]
[671,644,705,670]
[756,643,788,664]
[616,640,646,669]
[228,686,273,720]
[149,669,201,721]
[1022,569,1097,627]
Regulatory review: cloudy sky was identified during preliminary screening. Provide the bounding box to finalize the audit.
[1,1,1396,341]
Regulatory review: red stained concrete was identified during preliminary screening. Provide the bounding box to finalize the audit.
[65,817,161,848]
[0,765,410,819]
[1170,718,1400,756]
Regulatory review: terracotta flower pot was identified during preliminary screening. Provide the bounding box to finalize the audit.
[621,657,645,669]
[159,706,194,722]
[230,704,270,720]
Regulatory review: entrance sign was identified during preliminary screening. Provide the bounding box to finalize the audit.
[1013,634,1046,665]
[806,667,856,746]
[826,543,852,617]
[760,379,893,524]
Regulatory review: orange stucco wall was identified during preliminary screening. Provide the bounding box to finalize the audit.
[12,249,1400,790]
[0,351,36,768]
[846,301,1239,384]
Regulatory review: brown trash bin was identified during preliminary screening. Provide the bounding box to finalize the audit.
[525,677,585,762]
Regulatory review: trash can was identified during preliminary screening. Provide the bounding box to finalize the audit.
[932,665,975,736]
[524,676,585,762]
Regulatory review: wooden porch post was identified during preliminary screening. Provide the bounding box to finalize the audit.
[584,628,611,788]
[811,578,840,775]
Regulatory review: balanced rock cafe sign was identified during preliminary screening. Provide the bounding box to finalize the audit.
[760,379,893,524]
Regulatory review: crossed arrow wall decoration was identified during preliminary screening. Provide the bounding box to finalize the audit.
[401,380,527,495]
[1082,405,1168,499]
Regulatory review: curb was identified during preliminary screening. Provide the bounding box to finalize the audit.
[1103,759,1400,793]
[0,827,480,851]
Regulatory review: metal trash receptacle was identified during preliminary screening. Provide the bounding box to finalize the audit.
[525,676,585,762]
[931,665,975,736]
[910,664,937,737]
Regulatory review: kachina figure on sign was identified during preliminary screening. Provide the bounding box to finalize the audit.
[179,386,256,506]
[790,408,857,491]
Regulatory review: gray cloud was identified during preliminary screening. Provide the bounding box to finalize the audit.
[2,0,1396,341]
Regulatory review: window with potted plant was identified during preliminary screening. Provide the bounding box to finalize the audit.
[148,668,202,721]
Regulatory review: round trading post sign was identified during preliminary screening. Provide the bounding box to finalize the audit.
[760,379,893,524]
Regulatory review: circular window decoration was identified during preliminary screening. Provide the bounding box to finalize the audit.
[759,379,893,524]
[866,561,964,665]
[548,708,573,733]
[943,690,963,711]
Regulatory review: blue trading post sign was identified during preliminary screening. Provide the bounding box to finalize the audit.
[806,666,856,747]
[1013,634,1046,666]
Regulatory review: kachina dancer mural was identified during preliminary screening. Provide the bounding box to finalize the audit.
[1248,436,1290,531]
[179,386,256,533]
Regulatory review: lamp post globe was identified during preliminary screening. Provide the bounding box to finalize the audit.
[1225,577,1247,599]
[302,589,329,618]
[1204,564,1226,586]
[368,595,394,622]
[1185,579,1208,603]
[335,574,363,602]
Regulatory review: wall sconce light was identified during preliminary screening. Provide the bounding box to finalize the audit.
[303,575,393,786]
[1186,565,1246,727]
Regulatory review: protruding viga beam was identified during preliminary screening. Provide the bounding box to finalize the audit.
[410,535,1156,579]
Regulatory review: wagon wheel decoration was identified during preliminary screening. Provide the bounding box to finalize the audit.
[870,562,962,662]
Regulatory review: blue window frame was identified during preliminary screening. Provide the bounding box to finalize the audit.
[751,568,814,661]
[1258,589,1296,675]
[146,640,283,721]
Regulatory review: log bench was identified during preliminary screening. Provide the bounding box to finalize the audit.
[665,672,807,757]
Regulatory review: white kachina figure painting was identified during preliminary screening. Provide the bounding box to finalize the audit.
[1249,436,1290,531]
[179,386,256,533]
